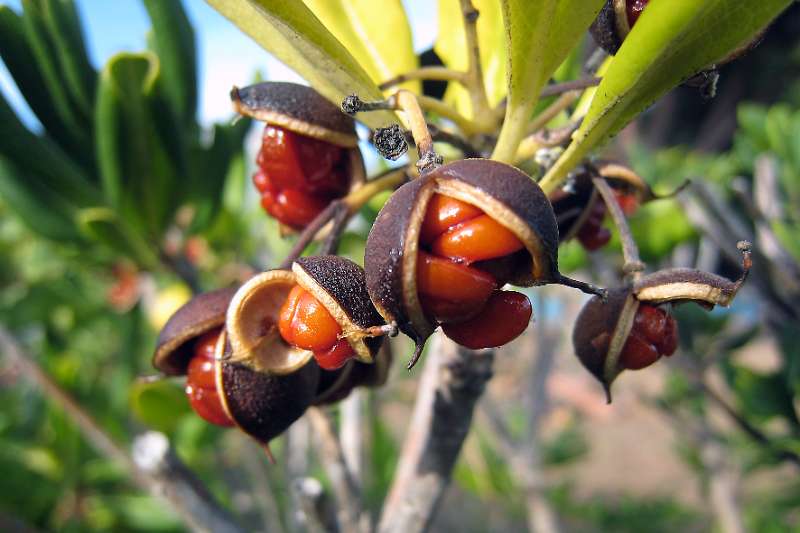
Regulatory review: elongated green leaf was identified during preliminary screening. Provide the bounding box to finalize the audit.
[492,0,605,162]
[0,89,100,206]
[205,0,395,129]
[435,0,507,116]
[0,5,76,158]
[143,0,197,126]
[540,0,793,192]
[76,207,159,267]
[187,119,249,232]
[0,156,81,241]
[20,0,91,147]
[95,52,179,237]
[303,0,418,93]
[40,0,96,118]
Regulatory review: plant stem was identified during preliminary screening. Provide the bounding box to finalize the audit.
[307,407,364,533]
[0,326,243,533]
[591,176,645,279]
[539,77,602,98]
[379,67,467,91]
[378,335,494,533]
[460,0,491,119]
[280,168,409,268]
[526,92,580,135]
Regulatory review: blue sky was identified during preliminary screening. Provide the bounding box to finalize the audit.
[1,0,437,129]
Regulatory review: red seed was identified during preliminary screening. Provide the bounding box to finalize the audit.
[261,187,331,229]
[430,215,525,264]
[416,251,496,304]
[314,339,356,370]
[419,193,484,245]
[442,291,532,349]
[619,332,660,370]
[278,285,341,353]
[185,328,233,427]
[626,0,649,27]
[656,314,679,356]
[576,223,611,251]
[633,304,667,345]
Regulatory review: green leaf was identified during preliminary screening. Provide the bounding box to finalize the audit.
[205,0,396,129]
[491,0,605,162]
[129,378,191,435]
[95,52,179,237]
[187,119,250,232]
[19,0,92,150]
[0,89,100,207]
[142,0,197,126]
[76,208,159,268]
[0,5,82,163]
[303,0,418,93]
[39,0,96,119]
[435,0,507,117]
[540,0,794,193]
[0,156,81,241]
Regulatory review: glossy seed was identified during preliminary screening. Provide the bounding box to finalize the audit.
[430,214,525,264]
[441,290,532,349]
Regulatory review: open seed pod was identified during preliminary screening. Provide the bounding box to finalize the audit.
[215,330,320,445]
[152,287,238,376]
[365,158,563,363]
[232,81,367,233]
[573,242,751,401]
[314,341,393,406]
[225,255,385,376]
[549,161,662,245]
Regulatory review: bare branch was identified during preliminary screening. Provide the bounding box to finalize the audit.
[0,326,243,533]
[378,335,494,533]
[308,407,363,533]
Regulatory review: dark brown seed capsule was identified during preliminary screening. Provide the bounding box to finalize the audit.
[572,241,751,401]
[225,255,386,376]
[231,82,367,233]
[152,287,238,376]
[231,82,358,148]
[549,161,657,245]
[365,158,565,365]
[215,331,320,445]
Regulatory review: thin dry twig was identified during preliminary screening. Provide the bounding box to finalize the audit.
[0,327,243,533]
[378,335,494,533]
[307,407,363,533]
[591,175,645,278]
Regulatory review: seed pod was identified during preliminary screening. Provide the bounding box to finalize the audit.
[365,158,563,363]
[225,255,385,376]
[215,331,320,445]
[152,287,238,376]
[549,161,657,246]
[573,242,751,400]
[232,82,366,231]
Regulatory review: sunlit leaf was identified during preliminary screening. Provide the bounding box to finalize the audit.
[129,378,191,434]
[435,0,507,116]
[205,0,396,129]
[540,0,793,192]
[303,0,418,93]
[492,0,605,162]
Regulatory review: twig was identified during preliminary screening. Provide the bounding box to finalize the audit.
[539,77,602,98]
[701,383,800,467]
[307,407,363,533]
[0,327,243,533]
[459,0,491,119]
[160,250,202,295]
[378,335,494,533]
[591,175,645,279]
[526,92,581,136]
[320,203,351,256]
[292,477,335,533]
[340,389,364,486]
[279,201,345,269]
[379,67,467,91]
